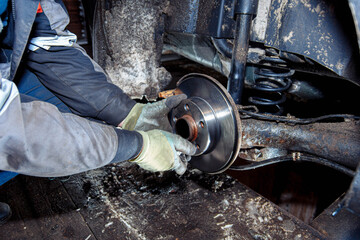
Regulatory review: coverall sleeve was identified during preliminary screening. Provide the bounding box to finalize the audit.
[25,44,136,126]
[0,78,142,177]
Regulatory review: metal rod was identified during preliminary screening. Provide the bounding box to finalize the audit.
[227,0,259,104]
[227,14,252,104]
[229,154,356,177]
[212,38,232,58]
[240,119,360,169]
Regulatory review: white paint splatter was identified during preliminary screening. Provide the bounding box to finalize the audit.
[283,31,294,44]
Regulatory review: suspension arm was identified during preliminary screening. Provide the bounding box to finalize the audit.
[241,119,360,169]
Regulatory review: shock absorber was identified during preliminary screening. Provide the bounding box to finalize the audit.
[248,66,295,115]
[227,0,259,104]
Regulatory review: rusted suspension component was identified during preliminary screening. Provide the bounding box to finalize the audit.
[171,73,360,173]
[241,119,360,169]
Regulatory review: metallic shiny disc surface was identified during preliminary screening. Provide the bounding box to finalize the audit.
[170,73,242,174]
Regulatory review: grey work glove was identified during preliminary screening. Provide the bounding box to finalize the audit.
[131,130,197,175]
[122,94,187,131]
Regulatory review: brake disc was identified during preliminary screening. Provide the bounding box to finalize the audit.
[170,73,242,174]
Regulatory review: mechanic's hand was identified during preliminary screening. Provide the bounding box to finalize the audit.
[122,94,187,131]
[131,130,197,175]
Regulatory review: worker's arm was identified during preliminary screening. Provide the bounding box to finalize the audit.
[0,78,142,177]
[25,44,136,127]
[26,44,189,132]
[0,78,196,177]
[24,0,181,129]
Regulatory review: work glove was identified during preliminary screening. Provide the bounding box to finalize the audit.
[122,94,187,131]
[131,130,197,175]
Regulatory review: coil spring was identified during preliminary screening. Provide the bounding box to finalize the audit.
[248,67,295,115]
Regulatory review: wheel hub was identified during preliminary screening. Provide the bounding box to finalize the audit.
[170,74,242,174]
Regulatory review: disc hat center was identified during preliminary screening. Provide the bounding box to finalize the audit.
[169,73,241,174]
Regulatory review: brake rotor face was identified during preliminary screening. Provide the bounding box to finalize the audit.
[170,73,242,174]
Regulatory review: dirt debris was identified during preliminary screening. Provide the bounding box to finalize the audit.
[72,162,322,239]
[78,163,238,239]
[91,163,236,199]
[93,0,172,100]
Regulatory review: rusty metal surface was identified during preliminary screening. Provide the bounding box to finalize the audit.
[344,163,360,214]
[263,0,360,84]
[165,0,235,38]
[348,0,360,52]
[311,163,360,239]
[312,202,360,239]
[311,195,360,239]
[241,119,360,169]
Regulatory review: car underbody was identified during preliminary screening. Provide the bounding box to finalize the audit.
[73,0,360,238]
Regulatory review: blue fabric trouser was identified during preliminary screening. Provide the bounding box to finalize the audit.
[0,67,71,186]
[16,67,72,113]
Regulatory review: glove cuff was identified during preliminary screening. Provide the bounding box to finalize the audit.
[111,128,143,163]
[122,103,145,130]
[130,130,175,172]
[130,131,149,163]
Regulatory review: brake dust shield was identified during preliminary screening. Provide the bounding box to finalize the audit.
[170,73,242,174]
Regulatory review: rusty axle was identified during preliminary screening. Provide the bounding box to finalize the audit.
[241,119,360,169]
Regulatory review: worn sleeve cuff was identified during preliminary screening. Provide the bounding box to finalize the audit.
[97,94,137,126]
[111,128,143,163]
